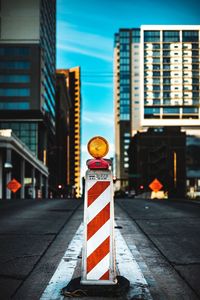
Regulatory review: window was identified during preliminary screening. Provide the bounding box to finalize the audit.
[153,71,160,77]
[0,122,37,154]
[163,92,170,98]
[153,65,160,70]
[124,132,130,137]
[163,78,171,84]
[183,107,198,113]
[163,85,171,91]
[0,61,30,69]
[144,31,160,42]
[153,58,160,63]
[120,37,129,44]
[0,75,30,83]
[163,64,170,70]
[163,107,179,114]
[153,92,160,98]
[192,64,199,69]
[153,85,160,90]
[0,102,29,109]
[0,88,30,96]
[182,30,199,42]
[132,30,140,42]
[163,58,171,64]
[144,107,160,114]
[152,44,160,49]
[163,71,171,77]
[163,51,170,56]
[163,31,180,42]
[120,31,130,37]
[163,44,170,49]
[0,47,30,56]
[152,51,160,57]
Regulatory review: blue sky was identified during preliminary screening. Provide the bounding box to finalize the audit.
[56,0,200,174]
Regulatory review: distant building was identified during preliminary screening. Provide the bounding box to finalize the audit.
[48,73,72,197]
[128,127,186,198]
[114,26,200,193]
[57,68,81,198]
[0,0,56,198]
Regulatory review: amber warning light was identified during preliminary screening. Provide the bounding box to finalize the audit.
[87,136,110,169]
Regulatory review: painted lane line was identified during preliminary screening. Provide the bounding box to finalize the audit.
[40,223,83,300]
[115,226,153,300]
[40,222,152,300]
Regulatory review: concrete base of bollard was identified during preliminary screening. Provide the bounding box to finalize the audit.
[61,276,130,297]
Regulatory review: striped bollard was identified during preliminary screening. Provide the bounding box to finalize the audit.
[81,137,117,285]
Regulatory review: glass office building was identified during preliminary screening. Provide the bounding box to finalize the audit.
[0,0,56,161]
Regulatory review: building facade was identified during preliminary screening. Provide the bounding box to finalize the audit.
[0,0,56,198]
[48,73,72,197]
[128,127,186,198]
[0,0,56,162]
[114,28,141,190]
[57,67,81,198]
[114,25,200,193]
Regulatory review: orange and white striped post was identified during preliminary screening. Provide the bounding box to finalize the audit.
[81,137,117,285]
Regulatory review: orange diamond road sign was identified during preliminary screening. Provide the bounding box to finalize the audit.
[7,178,22,193]
[149,178,163,192]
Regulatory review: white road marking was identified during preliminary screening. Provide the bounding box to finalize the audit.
[115,226,153,300]
[40,222,152,300]
[40,223,84,300]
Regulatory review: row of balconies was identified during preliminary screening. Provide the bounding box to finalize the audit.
[144,51,199,57]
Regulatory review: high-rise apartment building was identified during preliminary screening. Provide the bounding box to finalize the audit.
[0,0,56,162]
[114,26,200,191]
[57,67,81,198]
[114,28,141,190]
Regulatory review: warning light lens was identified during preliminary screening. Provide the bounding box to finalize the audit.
[87,136,109,158]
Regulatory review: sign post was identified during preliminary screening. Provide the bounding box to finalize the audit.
[7,178,21,194]
[149,178,164,199]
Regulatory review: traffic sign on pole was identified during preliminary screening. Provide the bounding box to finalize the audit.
[149,178,163,192]
[7,178,21,193]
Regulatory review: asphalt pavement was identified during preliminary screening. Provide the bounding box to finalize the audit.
[0,197,200,299]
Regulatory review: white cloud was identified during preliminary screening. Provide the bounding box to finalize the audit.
[83,81,112,88]
[82,111,114,127]
[57,21,113,62]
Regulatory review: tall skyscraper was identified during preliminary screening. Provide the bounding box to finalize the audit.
[57,67,81,198]
[114,28,141,190]
[0,0,56,163]
[114,26,200,191]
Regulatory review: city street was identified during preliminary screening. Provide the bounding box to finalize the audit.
[0,197,200,299]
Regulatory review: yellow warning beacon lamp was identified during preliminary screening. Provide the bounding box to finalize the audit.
[87,136,110,169]
[87,136,109,159]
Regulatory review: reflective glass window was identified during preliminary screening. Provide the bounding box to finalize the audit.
[163,107,179,114]
[144,107,160,114]
[0,61,30,69]
[144,31,160,42]
[0,75,30,83]
[0,88,30,96]
[183,107,198,113]
[0,47,30,56]
[0,102,29,109]
[163,31,180,42]
[182,31,199,42]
